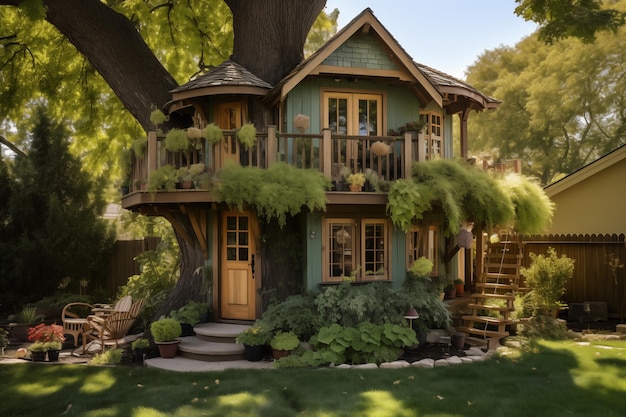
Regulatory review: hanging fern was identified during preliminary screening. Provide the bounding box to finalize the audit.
[216,162,331,227]
[164,128,189,152]
[237,123,257,149]
[502,173,555,234]
[203,123,223,145]
[386,179,431,232]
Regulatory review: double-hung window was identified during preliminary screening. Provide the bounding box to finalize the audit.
[420,112,443,159]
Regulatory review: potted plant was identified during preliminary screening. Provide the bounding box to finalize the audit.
[454,278,465,297]
[236,324,271,361]
[237,123,257,149]
[8,306,44,342]
[177,167,194,189]
[150,318,182,358]
[29,342,47,362]
[169,301,209,336]
[131,338,150,364]
[346,172,365,192]
[148,165,178,193]
[270,331,299,359]
[444,283,457,299]
[27,323,65,362]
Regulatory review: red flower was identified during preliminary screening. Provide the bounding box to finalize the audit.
[27,323,65,343]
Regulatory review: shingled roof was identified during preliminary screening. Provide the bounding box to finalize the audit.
[170,60,272,100]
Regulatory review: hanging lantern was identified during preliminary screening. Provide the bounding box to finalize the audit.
[456,228,473,249]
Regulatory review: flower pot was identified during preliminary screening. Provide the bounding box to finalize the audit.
[133,348,148,364]
[180,323,195,337]
[271,348,292,360]
[444,287,456,299]
[455,283,464,297]
[244,344,268,362]
[47,349,60,362]
[451,332,466,350]
[31,351,46,362]
[156,340,180,358]
[349,184,362,192]
[179,180,194,189]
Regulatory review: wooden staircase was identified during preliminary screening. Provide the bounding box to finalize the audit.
[458,238,523,349]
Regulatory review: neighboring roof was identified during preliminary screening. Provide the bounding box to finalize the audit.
[170,60,272,101]
[417,64,501,111]
[544,144,626,197]
[266,8,442,107]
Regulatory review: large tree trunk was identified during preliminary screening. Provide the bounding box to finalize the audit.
[1,0,326,319]
[43,0,178,131]
[226,0,326,84]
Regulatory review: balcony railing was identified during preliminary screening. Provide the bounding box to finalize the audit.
[127,126,428,193]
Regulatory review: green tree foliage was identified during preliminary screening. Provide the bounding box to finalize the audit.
[467,9,626,184]
[0,107,115,314]
[515,0,626,43]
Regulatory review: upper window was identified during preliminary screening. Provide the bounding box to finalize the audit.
[324,92,382,136]
[420,112,443,159]
[324,217,389,282]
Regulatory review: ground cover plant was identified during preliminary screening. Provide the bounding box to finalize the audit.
[2,339,625,417]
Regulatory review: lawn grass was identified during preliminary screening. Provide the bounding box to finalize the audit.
[1,339,625,417]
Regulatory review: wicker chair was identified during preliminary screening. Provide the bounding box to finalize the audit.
[82,298,145,353]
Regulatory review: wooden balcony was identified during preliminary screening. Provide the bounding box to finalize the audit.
[125,127,426,195]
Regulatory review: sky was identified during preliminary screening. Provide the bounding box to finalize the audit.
[324,0,537,80]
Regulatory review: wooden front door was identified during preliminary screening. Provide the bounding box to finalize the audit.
[220,211,258,320]
[217,102,243,165]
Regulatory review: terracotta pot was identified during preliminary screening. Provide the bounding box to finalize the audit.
[271,348,292,360]
[455,283,464,297]
[349,184,362,192]
[156,340,180,358]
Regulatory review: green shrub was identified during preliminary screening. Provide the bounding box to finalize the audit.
[131,338,150,350]
[150,318,182,342]
[148,165,178,192]
[258,294,320,340]
[169,301,208,326]
[235,324,271,346]
[164,128,189,152]
[90,348,123,365]
[270,331,300,351]
[521,247,574,317]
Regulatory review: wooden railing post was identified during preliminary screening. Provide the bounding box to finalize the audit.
[417,133,426,162]
[403,132,413,179]
[267,125,277,168]
[147,130,158,183]
[322,128,332,179]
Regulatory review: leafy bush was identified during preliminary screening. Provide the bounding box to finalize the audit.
[150,318,182,342]
[164,128,189,152]
[270,331,300,351]
[148,165,178,192]
[237,123,257,149]
[399,270,452,334]
[90,348,123,365]
[235,324,272,346]
[257,294,320,340]
[307,322,417,365]
[169,301,208,326]
[521,247,574,317]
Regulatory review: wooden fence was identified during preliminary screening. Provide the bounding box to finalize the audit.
[105,237,161,296]
[520,233,626,319]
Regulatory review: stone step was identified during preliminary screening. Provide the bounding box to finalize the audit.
[176,322,252,362]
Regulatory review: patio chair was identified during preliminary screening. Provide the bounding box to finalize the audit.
[82,298,145,353]
[61,295,132,350]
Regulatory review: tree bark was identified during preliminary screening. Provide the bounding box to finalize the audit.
[226,0,326,84]
[43,0,178,131]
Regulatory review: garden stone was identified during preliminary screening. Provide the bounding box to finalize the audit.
[434,359,449,367]
[411,358,434,368]
[380,360,410,369]
[460,356,474,364]
[446,356,462,365]
[464,347,484,356]
[336,364,352,369]
[466,355,483,362]
[352,363,379,369]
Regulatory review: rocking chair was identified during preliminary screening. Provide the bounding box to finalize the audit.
[82,298,145,353]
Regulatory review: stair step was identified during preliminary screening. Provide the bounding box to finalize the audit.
[194,322,251,343]
[466,303,514,313]
[462,315,512,325]
[470,293,516,301]
[457,326,509,339]
[475,282,519,291]
[481,273,520,281]
[178,336,246,362]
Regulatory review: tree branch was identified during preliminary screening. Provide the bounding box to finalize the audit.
[0,134,27,157]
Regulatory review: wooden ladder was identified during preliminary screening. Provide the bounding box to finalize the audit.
[458,236,523,349]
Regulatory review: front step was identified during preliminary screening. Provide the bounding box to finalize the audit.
[178,322,250,362]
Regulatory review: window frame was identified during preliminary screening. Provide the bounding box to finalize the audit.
[406,225,439,277]
[419,111,443,159]
[322,90,385,136]
[322,217,391,283]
